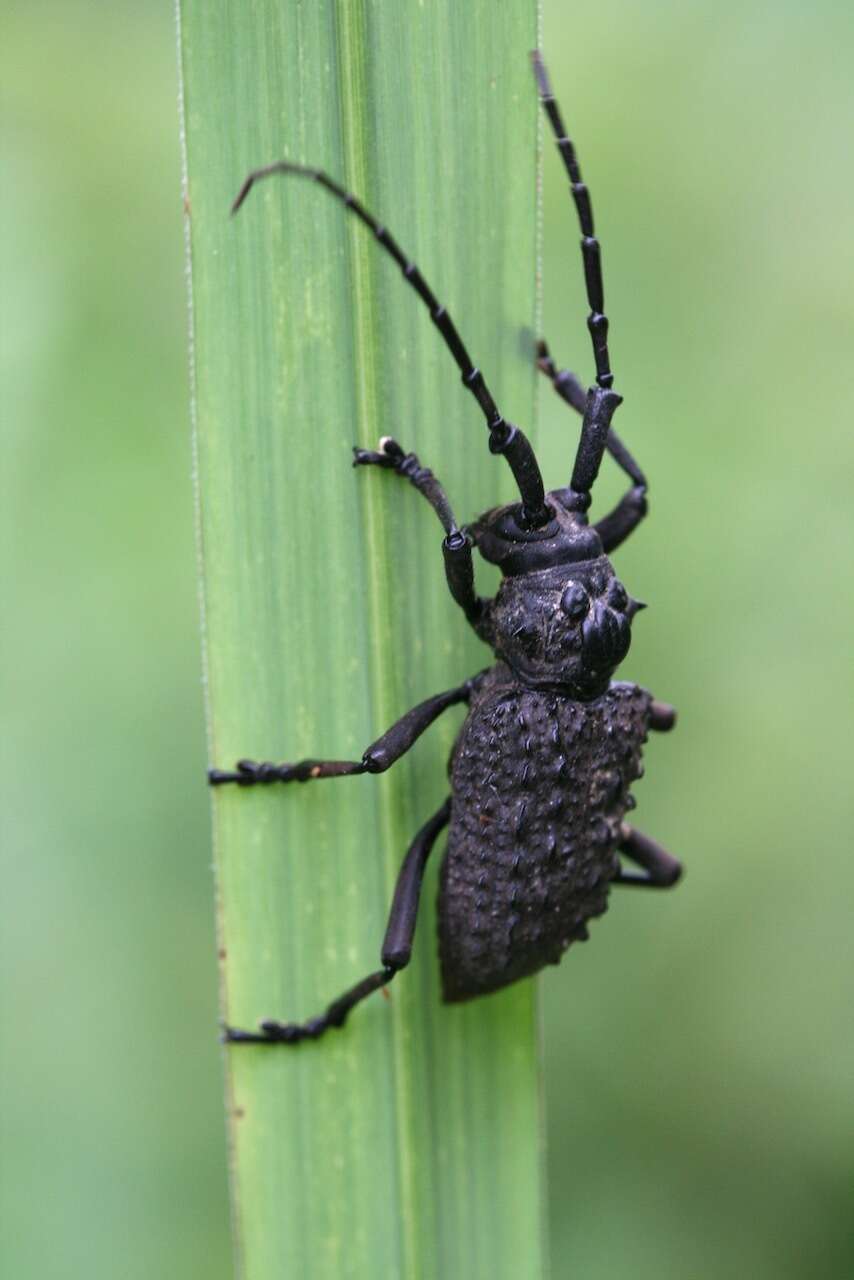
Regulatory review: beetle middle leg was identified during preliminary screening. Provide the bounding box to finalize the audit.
[209,681,472,786]
[613,824,682,888]
[224,798,451,1045]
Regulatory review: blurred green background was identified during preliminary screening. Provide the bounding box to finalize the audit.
[2,1,852,1277]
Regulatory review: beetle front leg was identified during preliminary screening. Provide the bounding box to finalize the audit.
[537,338,648,553]
[353,436,489,635]
[536,339,588,413]
[353,436,459,535]
[224,798,451,1044]
[208,683,473,786]
[594,483,648,554]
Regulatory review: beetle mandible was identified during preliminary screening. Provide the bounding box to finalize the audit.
[210,52,683,1044]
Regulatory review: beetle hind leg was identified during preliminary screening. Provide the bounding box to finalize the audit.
[224,798,451,1046]
[613,824,682,888]
[223,967,395,1045]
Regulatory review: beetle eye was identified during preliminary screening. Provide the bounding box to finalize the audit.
[608,581,628,612]
[560,583,589,621]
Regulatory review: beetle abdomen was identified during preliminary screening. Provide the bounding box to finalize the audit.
[438,667,651,1002]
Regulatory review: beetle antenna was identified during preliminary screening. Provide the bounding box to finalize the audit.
[233,161,551,529]
[532,51,614,393]
[532,51,623,497]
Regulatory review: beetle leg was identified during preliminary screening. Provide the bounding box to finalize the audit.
[537,337,648,552]
[208,683,472,786]
[649,700,677,732]
[536,339,587,414]
[224,799,451,1045]
[594,485,648,553]
[353,436,459,535]
[353,439,489,633]
[537,340,644,483]
[613,824,682,888]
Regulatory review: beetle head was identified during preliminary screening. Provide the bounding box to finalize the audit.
[470,489,643,697]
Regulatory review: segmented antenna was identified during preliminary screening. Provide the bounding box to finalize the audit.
[532,51,614,391]
[233,161,551,527]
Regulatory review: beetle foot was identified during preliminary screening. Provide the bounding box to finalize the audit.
[352,437,405,468]
[208,759,325,786]
[535,338,557,377]
[222,1015,331,1046]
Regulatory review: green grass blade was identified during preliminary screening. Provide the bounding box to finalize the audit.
[178,3,545,1276]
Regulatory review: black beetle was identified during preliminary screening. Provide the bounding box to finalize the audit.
[210,52,682,1043]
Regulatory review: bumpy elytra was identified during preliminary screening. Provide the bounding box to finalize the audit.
[440,673,652,1001]
[210,53,683,1046]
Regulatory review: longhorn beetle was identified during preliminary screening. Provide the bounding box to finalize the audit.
[210,52,683,1044]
